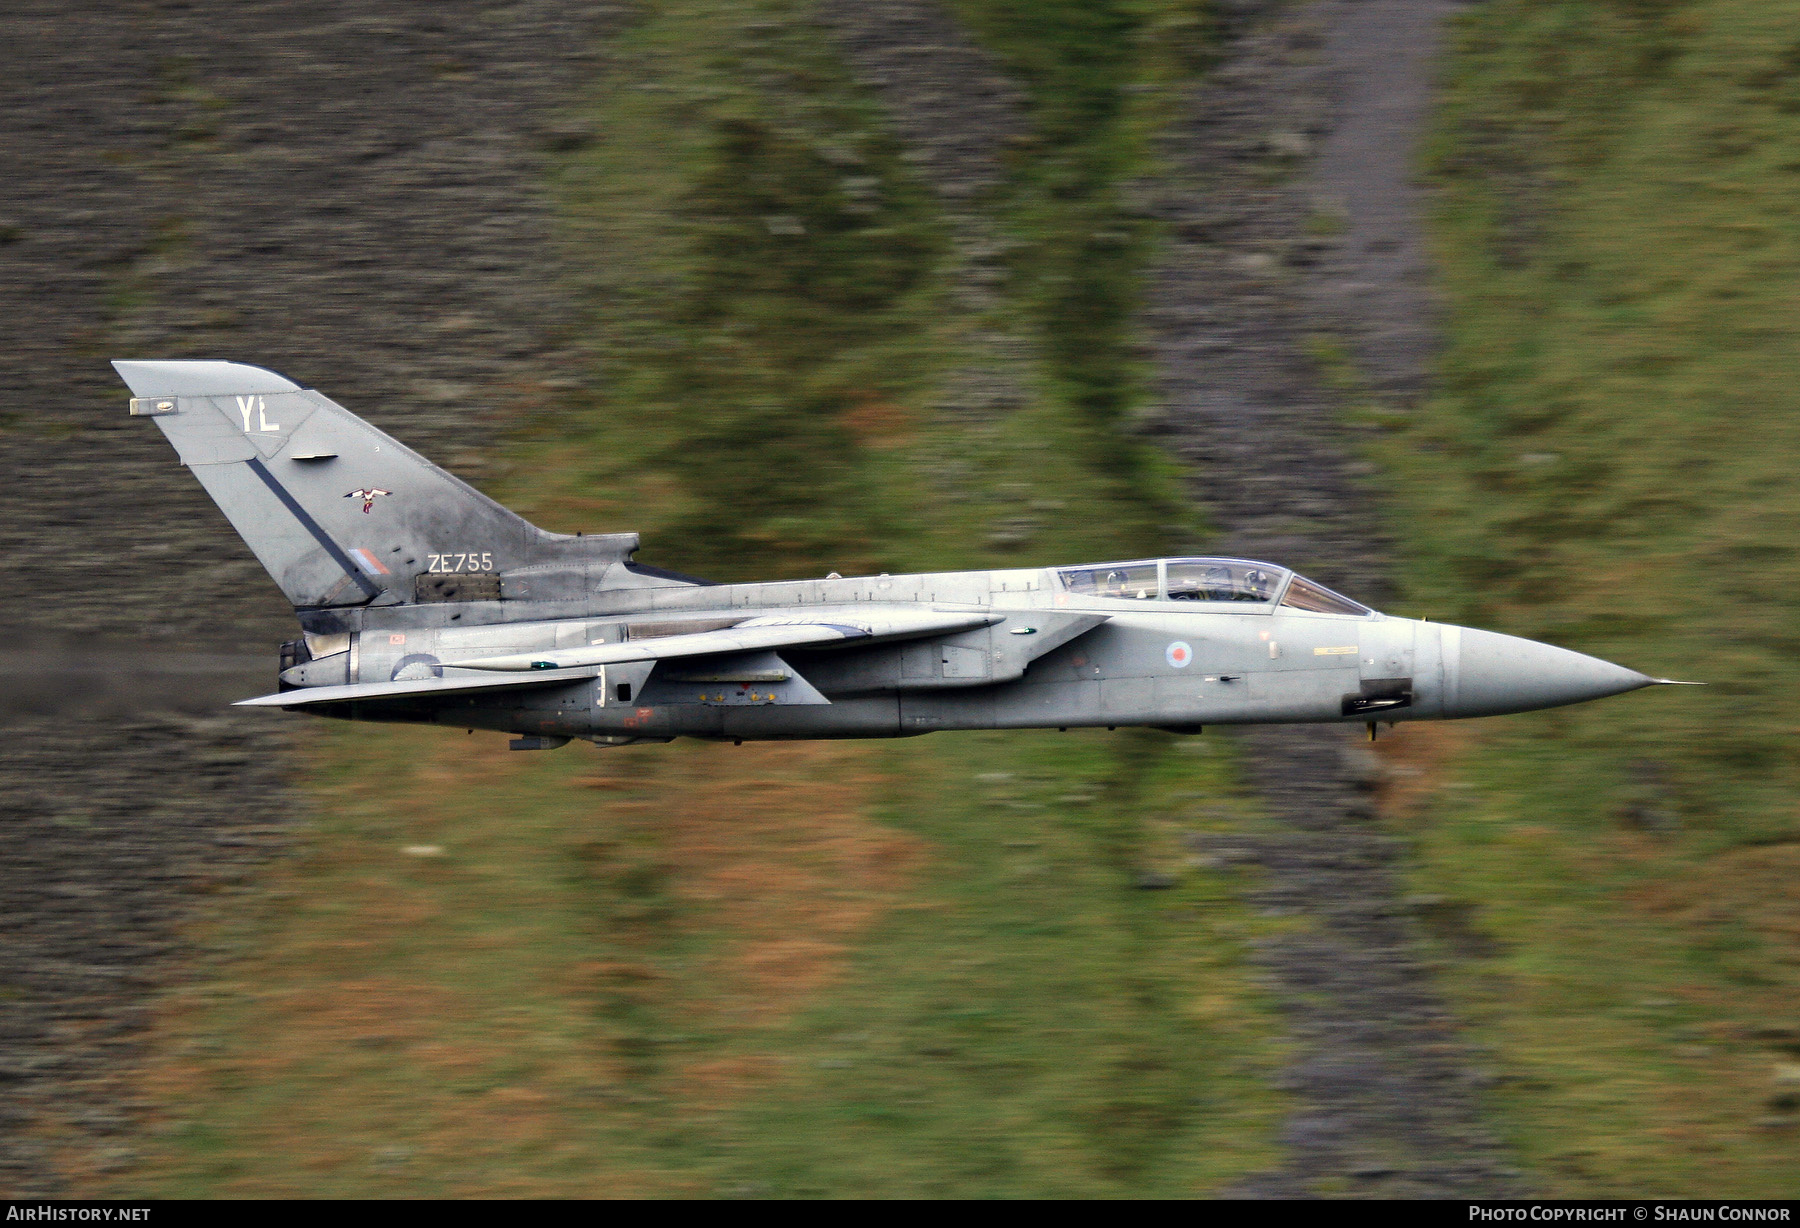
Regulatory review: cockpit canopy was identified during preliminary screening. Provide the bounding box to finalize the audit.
[1056,557,1370,615]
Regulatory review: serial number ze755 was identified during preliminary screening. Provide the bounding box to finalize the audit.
[426,552,494,573]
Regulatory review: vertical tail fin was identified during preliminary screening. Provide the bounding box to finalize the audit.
[112,360,639,609]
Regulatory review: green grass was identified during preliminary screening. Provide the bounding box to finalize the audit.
[1373,0,1800,1195]
[944,0,1213,438]
[711,730,1289,1197]
[96,0,1291,1198]
[111,725,1284,1197]
[515,0,1205,578]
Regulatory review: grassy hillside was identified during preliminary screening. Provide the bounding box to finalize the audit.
[1376,0,1800,1195]
[106,727,1284,1197]
[92,0,1293,1197]
[510,0,1203,576]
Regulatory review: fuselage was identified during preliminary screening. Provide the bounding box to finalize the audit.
[108,363,1667,748]
[277,557,1657,745]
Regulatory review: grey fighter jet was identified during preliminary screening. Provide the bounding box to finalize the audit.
[113,361,1691,750]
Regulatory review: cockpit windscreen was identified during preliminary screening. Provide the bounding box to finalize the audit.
[1279,575,1370,616]
[1056,557,1373,613]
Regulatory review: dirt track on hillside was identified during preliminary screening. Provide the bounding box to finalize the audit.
[1143,0,1524,1195]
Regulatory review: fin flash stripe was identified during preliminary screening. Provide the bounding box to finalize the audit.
[245,457,382,601]
[349,548,391,577]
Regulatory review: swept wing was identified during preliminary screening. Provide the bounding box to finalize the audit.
[439,609,1004,672]
[238,609,1007,709]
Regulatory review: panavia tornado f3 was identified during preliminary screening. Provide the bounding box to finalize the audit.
[113,361,1694,750]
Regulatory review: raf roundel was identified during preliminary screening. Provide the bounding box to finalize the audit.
[1166,641,1193,669]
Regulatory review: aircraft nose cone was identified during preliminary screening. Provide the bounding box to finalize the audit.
[1445,626,1653,718]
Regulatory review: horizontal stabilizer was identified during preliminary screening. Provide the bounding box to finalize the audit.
[444,609,1004,672]
[236,665,601,709]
